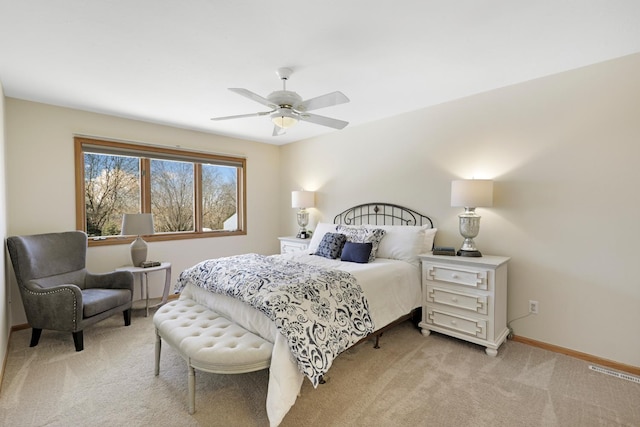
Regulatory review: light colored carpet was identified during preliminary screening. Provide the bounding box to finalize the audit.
[1,309,639,427]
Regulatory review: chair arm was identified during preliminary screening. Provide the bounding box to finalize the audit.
[22,281,84,331]
[85,270,134,292]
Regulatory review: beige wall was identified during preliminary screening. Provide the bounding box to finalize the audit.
[4,100,281,325]
[0,81,8,375]
[280,53,640,367]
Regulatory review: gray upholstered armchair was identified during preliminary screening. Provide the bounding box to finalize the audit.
[7,231,134,351]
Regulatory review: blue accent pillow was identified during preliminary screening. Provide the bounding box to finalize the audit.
[314,233,347,259]
[336,225,386,262]
[341,242,373,263]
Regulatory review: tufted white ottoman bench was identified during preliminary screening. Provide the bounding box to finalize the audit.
[153,297,273,414]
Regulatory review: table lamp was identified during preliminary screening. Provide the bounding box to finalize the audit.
[121,213,155,266]
[451,179,493,257]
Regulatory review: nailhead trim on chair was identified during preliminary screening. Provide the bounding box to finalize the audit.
[23,287,79,329]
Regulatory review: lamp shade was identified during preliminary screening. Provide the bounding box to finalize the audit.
[291,191,315,209]
[451,180,494,208]
[121,213,155,236]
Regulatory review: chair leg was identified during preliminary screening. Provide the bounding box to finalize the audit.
[73,331,84,352]
[123,308,132,326]
[30,328,42,347]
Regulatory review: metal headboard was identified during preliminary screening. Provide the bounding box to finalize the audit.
[333,203,433,228]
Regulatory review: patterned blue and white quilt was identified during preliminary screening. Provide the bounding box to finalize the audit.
[175,253,375,386]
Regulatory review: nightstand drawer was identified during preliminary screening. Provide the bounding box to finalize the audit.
[279,236,310,254]
[424,263,489,290]
[426,285,488,315]
[281,242,307,254]
[426,307,487,339]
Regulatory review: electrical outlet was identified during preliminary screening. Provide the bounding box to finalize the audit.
[529,300,539,314]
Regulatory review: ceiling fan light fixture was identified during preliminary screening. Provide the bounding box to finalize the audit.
[271,111,298,129]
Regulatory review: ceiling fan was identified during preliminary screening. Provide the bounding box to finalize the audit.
[211,67,350,136]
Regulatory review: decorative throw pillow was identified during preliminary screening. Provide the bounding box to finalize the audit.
[336,225,386,263]
[341,242,373,263]
[307,223,338,253]
[314,232,347,259]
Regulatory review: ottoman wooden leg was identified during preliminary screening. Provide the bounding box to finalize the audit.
[188,365,196,414]
[155,329,161,376]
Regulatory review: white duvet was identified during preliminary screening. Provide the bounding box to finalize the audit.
[179,252,421,426]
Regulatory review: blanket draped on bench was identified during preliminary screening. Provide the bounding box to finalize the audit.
[175,253,374,387]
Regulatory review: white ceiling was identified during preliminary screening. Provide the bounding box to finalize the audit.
[1,1,639,145]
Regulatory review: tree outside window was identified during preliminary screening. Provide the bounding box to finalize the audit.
[84,153,139,236]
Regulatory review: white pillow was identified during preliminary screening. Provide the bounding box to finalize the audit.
[307,222,338,253]
[365,225,437,264]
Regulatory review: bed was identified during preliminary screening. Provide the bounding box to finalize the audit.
[174,203,436,426]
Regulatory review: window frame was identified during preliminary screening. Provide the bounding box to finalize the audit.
[74,136,247,247]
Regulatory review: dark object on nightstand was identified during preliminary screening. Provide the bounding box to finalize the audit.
[141,261,162,268]
[296,230,310,239]
[433,246,456,256]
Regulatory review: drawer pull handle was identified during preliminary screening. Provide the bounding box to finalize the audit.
[451,297,458,303]
[451,274,459,279]
[451,320,457,325]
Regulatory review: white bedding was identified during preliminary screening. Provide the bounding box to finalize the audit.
[179,251,421,426]
[279,252,421,330]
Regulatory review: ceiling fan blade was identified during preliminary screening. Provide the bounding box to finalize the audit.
[298,112,349,130]
[229,88,276,108]
[211,110,273,121]
[272,125,286,136]
[296,91,349,112]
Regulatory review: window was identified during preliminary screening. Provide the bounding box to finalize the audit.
[75,137,246,245]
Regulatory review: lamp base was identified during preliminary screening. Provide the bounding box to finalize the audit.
[457,209,483,257]
[130,236,148,267]
[457,249,483,257]
[296,208,310,239]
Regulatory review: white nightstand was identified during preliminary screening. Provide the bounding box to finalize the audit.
[117,262,172,317]
[278,236,310,254]
[418,253,510,356]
